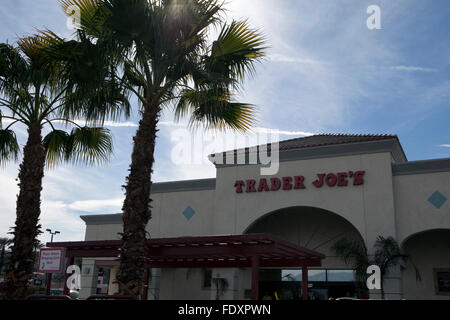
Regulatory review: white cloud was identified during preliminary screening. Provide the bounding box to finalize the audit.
[39,201,85,243]
[68,198,124,213]
[268,54,327,66]
[102,121,138,127]
[0,167,87,242]
[254,127,314,137]
[390,66,438,73]
[60,120,139,128]
[440,144,450,148]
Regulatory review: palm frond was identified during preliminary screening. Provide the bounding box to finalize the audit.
[34,29,130,123]
[209,20,266,82]
[44,127,112,167]
[0,43,30,92]
[65,126,113,165]
[43,129,70,168]
[60,0,109,37]
[332,237,370,283]
[0,128,20,165]
[175,87,256,131]
[373,236,402,272]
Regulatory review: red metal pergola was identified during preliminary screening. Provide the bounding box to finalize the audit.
[47,234,324,300]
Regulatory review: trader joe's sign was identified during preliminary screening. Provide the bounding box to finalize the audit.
[234,171,365,193]
[37,248,64,273]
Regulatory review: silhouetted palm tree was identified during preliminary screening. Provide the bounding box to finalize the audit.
[0,36,128,299]
[43,0,266,296]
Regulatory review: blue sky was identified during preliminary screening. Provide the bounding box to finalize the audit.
[0,0,449,243]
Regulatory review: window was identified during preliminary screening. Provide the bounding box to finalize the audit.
[282,270,301,282]
[434,269,450,295]
[327,270,356,282]
[308,270,326,282]
[281,269,328,282]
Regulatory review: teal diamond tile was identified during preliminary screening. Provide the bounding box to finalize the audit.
[428,191,447,209]
[182,206,196,221]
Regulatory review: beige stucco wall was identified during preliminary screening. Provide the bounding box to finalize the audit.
[159,268,215,300]
[213,152,397,250]
[84,189,215,241]
[393,171,450,244]
[85,223,122,241]
[402,230,450,300]
[149,190,215,238]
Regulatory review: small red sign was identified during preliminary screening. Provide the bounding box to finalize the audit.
[37,248,64,273]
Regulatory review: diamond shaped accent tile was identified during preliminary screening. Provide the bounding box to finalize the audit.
[428,191,448,209]
[182,206,196,221]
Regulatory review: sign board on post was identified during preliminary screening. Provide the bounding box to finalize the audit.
[37,248,64,273]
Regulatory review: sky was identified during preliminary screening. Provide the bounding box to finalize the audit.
[0,0,449,243]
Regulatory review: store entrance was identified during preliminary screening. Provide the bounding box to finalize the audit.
[259,269,366,300]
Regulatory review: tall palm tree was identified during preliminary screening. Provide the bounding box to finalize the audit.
[48,0,266,296]
[0,35,128,299]
[332,236,421,299]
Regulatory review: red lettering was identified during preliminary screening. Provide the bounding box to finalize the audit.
[246,180,257,193]
[326,173,337,187]
[282,177,293,190]
[235,170,365,193]
[258,178,270,192]
[337,172,348,187]
[353,171,365,185]
[234,180,244,193]
[313,174,325,188]
[294,176,305,189]
[271,178,281,191]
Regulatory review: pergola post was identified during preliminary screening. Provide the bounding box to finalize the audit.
[45,273,52,295]
[142,267,150,300]
[251,255,260,300]
[301,265,308,300]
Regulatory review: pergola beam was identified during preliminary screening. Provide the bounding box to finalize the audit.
[47,234,325,300]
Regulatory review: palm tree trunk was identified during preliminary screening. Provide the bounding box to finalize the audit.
[0,246,5,275]
[117,104,159,297]
[3,124,45,300]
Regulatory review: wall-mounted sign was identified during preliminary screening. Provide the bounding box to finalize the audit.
[234,171,365,194]
[37,248,64,273]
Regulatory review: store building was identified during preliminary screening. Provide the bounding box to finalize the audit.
[53,134,450,300]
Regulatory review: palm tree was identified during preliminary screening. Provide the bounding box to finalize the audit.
[47,0,266,296]
[332,236,420,299]
[0,36,128,299]
[0,238,11,276]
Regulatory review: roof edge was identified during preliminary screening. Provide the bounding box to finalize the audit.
[211,139,407,168]
[151,178,216,194]
[80,213,123,225]
[392,158,450,176]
